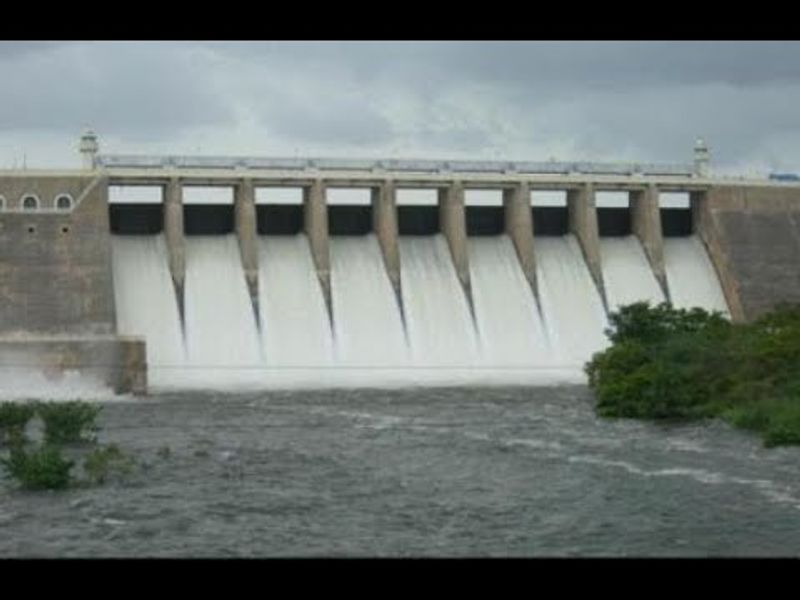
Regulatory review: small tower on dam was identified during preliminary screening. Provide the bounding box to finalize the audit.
[694,137,710,177]
[79,128,99,170]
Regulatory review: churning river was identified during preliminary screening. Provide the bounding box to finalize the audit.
[1,386,798,557]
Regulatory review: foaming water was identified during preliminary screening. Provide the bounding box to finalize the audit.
[0,369,117,401]
[329,235,408,368]
[600,236,665,312]
[664,236,729,315]
[182,236,263,388]
[399,235,479,367]
[111,235,185,388]
[467,236,551,367]
[535,236,609,367]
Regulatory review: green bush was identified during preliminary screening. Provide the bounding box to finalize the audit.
[2,445,74,491]
[586,302,800,447]
[0,402,36,446]
[0,401,138,492]
[37,401,101,445]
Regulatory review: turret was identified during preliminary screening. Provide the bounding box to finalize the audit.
[694,137,710,177]
[79,129,99,170]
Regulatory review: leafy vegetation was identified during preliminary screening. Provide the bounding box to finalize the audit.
[2,444,74,491]
[37,401,101,445]
[0,402,36,446]
[0,401,136,491]
[586,302,800,447]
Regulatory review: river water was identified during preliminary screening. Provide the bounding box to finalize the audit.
[1,386,798,557]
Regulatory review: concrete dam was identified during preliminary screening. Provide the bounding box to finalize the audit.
[2,136,800,395]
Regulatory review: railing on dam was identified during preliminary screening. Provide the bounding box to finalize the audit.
[96,154,697,178]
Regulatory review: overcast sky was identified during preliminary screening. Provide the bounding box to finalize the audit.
[2,41,800,174]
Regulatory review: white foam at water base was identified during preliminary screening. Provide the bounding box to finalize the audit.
[0,369,119,401]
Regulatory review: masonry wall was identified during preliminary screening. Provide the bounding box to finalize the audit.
[0,175,117,336]
[700,185,800,321]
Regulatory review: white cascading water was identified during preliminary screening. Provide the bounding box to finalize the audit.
[535,235,609,368]
[111,235,185,389]
[183,236,263,388]
[600,236,666,312]
[467,236,551,369]
[258,235,335,386]
[109,229,730,391]
[399,235,480,375]
[664,236,729,315]
[329,234,409,383]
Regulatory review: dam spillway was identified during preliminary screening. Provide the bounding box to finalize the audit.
[105,184,732,391]
[8,148,794,395]
[107,223,729,391]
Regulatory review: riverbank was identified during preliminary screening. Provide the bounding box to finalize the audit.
[586,302,800,447]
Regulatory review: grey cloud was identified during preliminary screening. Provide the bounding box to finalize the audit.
[2,41,800,171]
[0,42,236,138]
[206,41,800,91]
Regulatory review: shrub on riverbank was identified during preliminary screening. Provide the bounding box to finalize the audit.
[586,302,800,447]
[0,401,135,490]
[0,403,36,446]
[2,444,74,490]
[37,401,100,445]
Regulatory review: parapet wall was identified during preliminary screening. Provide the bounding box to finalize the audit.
[699,185,800,321]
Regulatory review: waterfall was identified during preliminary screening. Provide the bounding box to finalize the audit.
[664,236,729,315]
[399,235,479,368]
[111,235,184,389]
[329,235,409,372]
[600,236,665,312]
[467,236,550,367]
[535,235,609,367]
[182,236,263,388]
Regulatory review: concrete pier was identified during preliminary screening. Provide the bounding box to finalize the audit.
[164,178,186,327]
[304,179,333,327]
[503,182,538,300]
[234,178,260,327]
[631,184,669,300]
[438,182,475,316]
[371,180,405,326]
[567,182,607,310]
